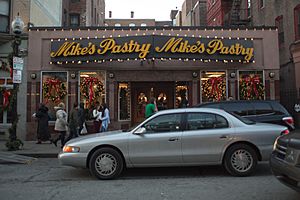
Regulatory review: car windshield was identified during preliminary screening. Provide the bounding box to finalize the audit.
[227,111,256,125]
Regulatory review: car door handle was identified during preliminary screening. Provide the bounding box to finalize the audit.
[220,135,229,139]
[168,138,179,141]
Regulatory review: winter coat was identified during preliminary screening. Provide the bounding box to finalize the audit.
[35,105,50,140]
[54,108,68,131]
[78,107,85,127]
[68,108,79,130]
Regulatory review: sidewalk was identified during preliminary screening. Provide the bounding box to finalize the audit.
[0,140,60,158]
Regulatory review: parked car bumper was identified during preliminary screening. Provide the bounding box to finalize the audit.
[270,154,300,192]
[58,152,88,168]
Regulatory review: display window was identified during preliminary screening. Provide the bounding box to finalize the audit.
[41,71,68,121]
[238,71,265,100]
[201,71,227,102]
[175,81,189,108]
[79,71,106,109]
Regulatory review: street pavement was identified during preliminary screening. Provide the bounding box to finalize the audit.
[0,140,60,163]
[0,158,299,200]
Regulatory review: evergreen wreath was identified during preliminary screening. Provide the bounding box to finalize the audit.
[239,74,265,100]
[42,78,67,103]
[80,77,104,105]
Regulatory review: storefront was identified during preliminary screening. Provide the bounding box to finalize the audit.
[25,26,280,140]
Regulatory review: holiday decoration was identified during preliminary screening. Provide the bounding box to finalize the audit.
[0,88,13,112]
[239,74,265,100]
[42,78,67,103]
[202,75,226,102]
[80,77,104,106]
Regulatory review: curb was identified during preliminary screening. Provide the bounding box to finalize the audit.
[16,153,58,158]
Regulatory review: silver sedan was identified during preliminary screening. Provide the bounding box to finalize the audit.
[58,108,288,180]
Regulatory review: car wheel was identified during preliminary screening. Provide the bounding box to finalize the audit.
[89,148,124,180]
[223,144,258,176]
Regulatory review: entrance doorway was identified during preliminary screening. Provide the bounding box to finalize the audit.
[131,82,175,124]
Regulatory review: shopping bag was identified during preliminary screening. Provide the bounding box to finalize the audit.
[81,123,88,135]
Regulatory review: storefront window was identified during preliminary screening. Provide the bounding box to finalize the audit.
[176,82,189,108]
[118,82,131,121]
[80,71,105,110]
[42,72,68,121]
[239,71,265,100]
[201,71,227,102]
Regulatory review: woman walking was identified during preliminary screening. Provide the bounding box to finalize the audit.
[100,103,110,132]
[53,102,68,148]
[34,103,51,144]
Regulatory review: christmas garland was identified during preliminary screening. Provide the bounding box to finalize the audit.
[239,74,265,100]
[80,77,104,105]
[42,78,67,103]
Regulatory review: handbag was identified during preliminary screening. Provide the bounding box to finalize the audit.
[81,123,88,135]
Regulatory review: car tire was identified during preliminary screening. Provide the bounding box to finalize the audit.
[89,147,124,180]
[223,144,258,176]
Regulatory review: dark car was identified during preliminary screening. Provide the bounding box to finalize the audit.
[270,131,300,192]
[195,100,294,130]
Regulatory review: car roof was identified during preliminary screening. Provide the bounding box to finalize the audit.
[155,107,228,115]
[196,100,278,106]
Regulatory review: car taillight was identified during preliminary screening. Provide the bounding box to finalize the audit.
[283,117,294,127]
[281,129,290,135]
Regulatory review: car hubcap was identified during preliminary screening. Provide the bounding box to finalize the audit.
[231,149,253,172]
[95,153,117,176]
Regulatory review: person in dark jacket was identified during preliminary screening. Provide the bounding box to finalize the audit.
[65,102,79,143]
[78,102,86,135]
[34,103,51,144]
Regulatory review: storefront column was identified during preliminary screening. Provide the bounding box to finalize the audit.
[192,79,198,105]
[108,79,115,122]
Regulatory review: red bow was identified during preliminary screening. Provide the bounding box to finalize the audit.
[209,77,223,101]
[243,75,260,98]
[3,89,11,108]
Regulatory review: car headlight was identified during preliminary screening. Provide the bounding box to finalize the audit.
[63,146,80,153]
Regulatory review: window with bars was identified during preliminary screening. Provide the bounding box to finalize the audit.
[259,0,265,9]
[0,0,10,33]
[275,15,284,47]
[70,14,80,27]
[295,4,300,41]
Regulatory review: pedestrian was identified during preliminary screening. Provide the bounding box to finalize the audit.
[179,95,189,108]
[78,102,86,135]
[34,103,51,144]
[145,97,158,118]
[52,102,68,148]
[65,102,79,143]
[92,101,102,133]
[100,103,110,132]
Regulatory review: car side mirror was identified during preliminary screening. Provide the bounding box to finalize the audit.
[134,127,146,135]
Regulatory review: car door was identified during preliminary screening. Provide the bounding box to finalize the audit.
[128,113,183,166]
[182,112,234,164]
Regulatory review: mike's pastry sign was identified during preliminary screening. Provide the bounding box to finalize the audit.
[50,35,254,63]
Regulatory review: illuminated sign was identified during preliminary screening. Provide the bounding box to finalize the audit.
[50,36,254,63]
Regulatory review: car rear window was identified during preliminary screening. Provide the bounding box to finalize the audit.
[221,102,255,116]
[252,102,274,115]
[271,102,290,115]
